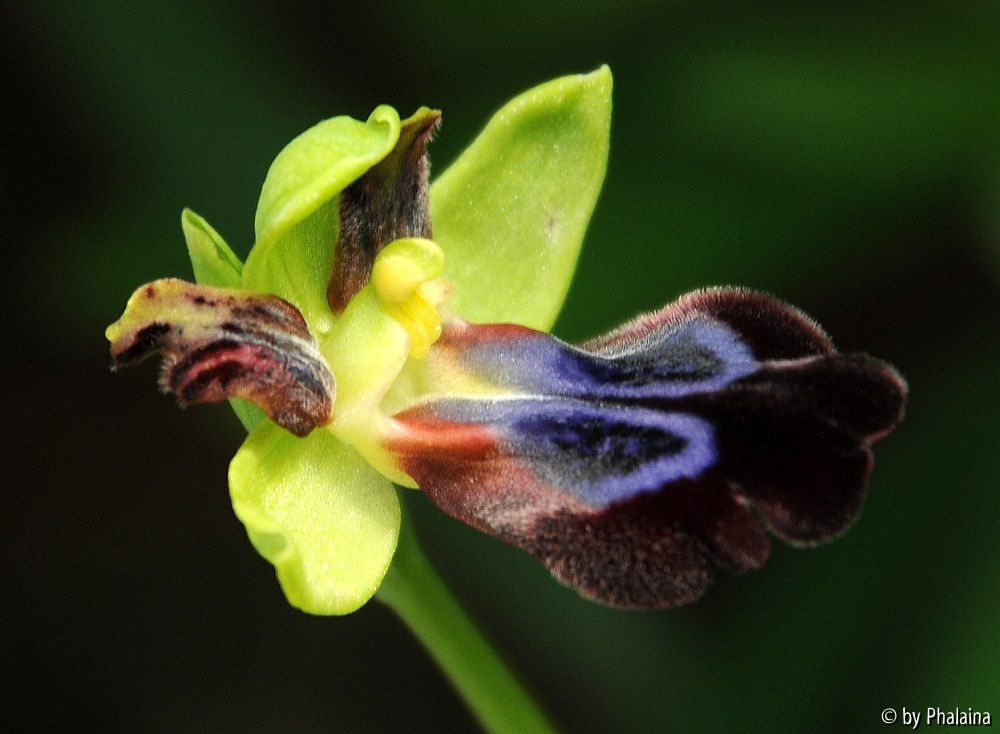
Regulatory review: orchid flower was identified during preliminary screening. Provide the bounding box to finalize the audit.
[106,67,906,618]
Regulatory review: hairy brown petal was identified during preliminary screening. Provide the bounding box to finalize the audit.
[327,107,442,313]
[107,279,334,436]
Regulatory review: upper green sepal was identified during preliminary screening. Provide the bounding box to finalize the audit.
[253,105,402,249]
[242,107,403,338]
[429,65,612,331]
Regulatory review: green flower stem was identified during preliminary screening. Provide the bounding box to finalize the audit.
[377,504,556,734]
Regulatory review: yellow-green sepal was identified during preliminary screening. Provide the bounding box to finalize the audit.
[429,66,612,331]
[253,105,402,248]
[181,208,265,432]
[229,422,401,615]
[243,107,402,336]
[181,208,243,288]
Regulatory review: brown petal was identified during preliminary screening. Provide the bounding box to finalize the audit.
[107,279,334,436]
[327,107,442,313]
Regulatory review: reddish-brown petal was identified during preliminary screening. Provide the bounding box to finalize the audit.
[107,279,334,436]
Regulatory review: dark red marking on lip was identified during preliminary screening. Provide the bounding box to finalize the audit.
[522,477,772,609]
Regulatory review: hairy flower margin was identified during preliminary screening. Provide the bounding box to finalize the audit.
[107,67,907,615]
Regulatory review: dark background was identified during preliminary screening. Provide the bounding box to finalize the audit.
[3,2,998,732]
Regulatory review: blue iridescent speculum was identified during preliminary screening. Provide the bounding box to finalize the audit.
[106,68,907,612]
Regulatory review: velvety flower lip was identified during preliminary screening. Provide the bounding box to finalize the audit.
[387,288,907,609]
[106,65,907,614]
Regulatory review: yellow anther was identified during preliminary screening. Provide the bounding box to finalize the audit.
[373,255,422,305]
[398,294,443,358]
[371,238,448,359]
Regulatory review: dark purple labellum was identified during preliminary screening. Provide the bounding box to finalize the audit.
[389,288,907,609]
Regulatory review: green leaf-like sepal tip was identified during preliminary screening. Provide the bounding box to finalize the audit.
[430,65,612,331]
[182,208,243,288]
[229,422,400,615]
[254,105,403,251]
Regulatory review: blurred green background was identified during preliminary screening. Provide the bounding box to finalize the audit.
[4,2,998,732]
